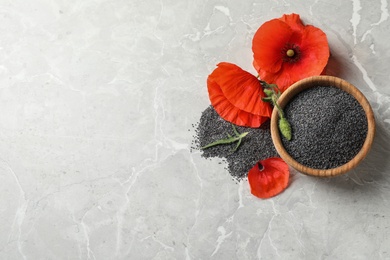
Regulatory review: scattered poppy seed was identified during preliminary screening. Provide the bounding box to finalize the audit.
[193,106,278,180]
[281,86,368,169]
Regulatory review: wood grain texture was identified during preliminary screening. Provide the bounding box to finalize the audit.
[271,76,376,177]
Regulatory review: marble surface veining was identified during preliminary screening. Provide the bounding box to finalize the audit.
[0,0,390,259]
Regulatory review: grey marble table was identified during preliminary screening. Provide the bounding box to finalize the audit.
[1,0,390,259]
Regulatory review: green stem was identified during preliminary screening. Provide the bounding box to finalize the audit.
[271,95,284,119]
[201,125,249,152]
[261,81,292,140]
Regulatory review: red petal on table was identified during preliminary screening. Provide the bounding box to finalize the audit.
[207,62,272,127]
[248,157,289,199]
[208,62,272,116]
[207,76,269,127]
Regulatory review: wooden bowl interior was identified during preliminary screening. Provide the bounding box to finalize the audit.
[271,76,376,177]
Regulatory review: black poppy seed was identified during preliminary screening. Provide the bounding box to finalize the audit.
[281,86,368,169]
[193,106,278,180]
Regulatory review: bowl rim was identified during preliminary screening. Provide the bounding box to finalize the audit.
[270,75,376,177]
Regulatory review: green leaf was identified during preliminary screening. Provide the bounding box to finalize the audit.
[201,124,249,152]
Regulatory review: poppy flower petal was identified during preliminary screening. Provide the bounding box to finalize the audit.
[207,74,269,127]
[299,25,330,72]
[278,13,304,32]
[209,63,272,117]
[268,71,292,93]
[207,62,272,127]
[248,157,289,199]
[252,19,293,73]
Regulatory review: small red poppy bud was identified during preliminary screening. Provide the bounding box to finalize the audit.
[279,117,292,140]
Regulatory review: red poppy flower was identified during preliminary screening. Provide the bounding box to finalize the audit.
[248,157,289,199]
[207,62,272,127]
[252,13,329,92]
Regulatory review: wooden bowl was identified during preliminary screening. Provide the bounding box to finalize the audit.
[270,76,376,177]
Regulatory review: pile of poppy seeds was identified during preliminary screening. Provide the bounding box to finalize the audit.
[282,86,368,169]
[193,106,278,180]
[193,86,368,179]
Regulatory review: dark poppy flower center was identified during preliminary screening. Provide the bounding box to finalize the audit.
[282,43,301,63]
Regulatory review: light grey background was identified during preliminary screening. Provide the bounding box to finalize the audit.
[0,0,390,259]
